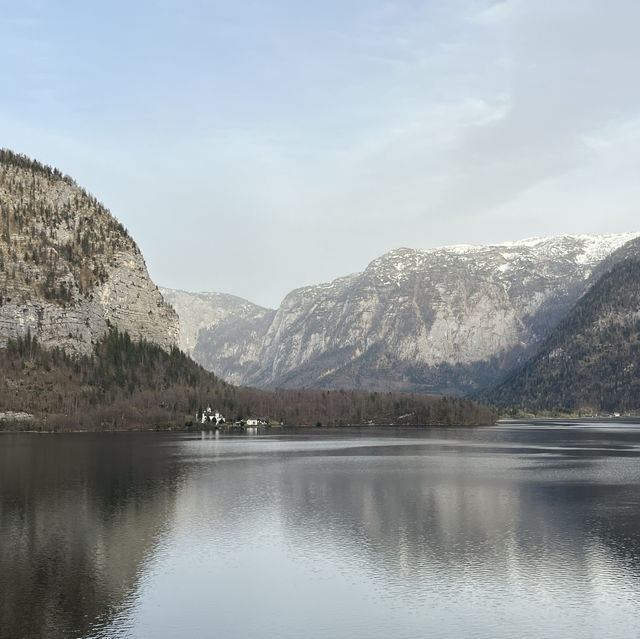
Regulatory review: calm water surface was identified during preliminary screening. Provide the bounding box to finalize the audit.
[2,421,640,638]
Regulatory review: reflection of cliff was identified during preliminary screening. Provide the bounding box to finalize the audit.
[164,433,640,599]
[301,457,635,575]
[289,446,640,594]
[184,432,640,600]
[51,429,638,638]
[8,430,631,638]
[0,434,181,639]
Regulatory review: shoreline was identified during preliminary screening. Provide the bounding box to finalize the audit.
[5,417,640,435]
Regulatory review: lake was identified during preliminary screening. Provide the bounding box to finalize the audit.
[1,421,640,638]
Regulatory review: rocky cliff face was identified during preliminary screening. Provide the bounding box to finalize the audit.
[168,233,639,395]
[159,288,275,385]
[0,150,178,354]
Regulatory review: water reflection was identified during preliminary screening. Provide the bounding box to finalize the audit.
[2,425,640,638]
[0,433,182,639]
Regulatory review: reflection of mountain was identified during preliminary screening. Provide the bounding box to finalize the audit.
[205,431,640,596]
[0,434,181,639]
[3,429,639,638]
[281,440,640,591]
[167,430,640,601]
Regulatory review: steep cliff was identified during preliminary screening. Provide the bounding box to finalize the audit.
[0,150,178,354]
[170,233,639,395]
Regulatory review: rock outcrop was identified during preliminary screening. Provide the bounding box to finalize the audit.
[167,233,639,395]
[0,150,178,354]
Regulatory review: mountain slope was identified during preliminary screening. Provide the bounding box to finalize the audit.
[480,254,640,413]
[0,150,178,354]
[169,233,639,395]
[160,288,275,385]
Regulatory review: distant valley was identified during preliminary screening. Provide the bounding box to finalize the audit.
[163,232,640,399]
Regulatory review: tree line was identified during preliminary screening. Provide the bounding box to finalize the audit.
[0,329,496,430]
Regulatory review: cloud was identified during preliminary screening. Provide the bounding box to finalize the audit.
[468,0,516,25]
[332,1,640,227]
[3,1,640,305]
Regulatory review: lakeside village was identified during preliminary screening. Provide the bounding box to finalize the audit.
[197,406,273,431]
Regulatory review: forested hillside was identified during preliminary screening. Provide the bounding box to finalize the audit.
[481,256,640,413]
[0,330,496,429]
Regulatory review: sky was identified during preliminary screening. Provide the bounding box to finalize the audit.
[1,0,640,308]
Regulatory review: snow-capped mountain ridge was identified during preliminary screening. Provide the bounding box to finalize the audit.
[362,234,639,291]
[373,233,639,266]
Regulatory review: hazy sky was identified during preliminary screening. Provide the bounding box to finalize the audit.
[2,1,639,307]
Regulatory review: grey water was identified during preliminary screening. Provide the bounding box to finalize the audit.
[2,422,640,639]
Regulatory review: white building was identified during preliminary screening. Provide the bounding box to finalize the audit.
[201,406,225,425]
[246,418,268,426]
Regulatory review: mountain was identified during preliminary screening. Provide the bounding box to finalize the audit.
[479,249,640,413]
[166,233,639,395]
[0,150,178,354]
[0,150,495,429]
[159,288,276,385]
